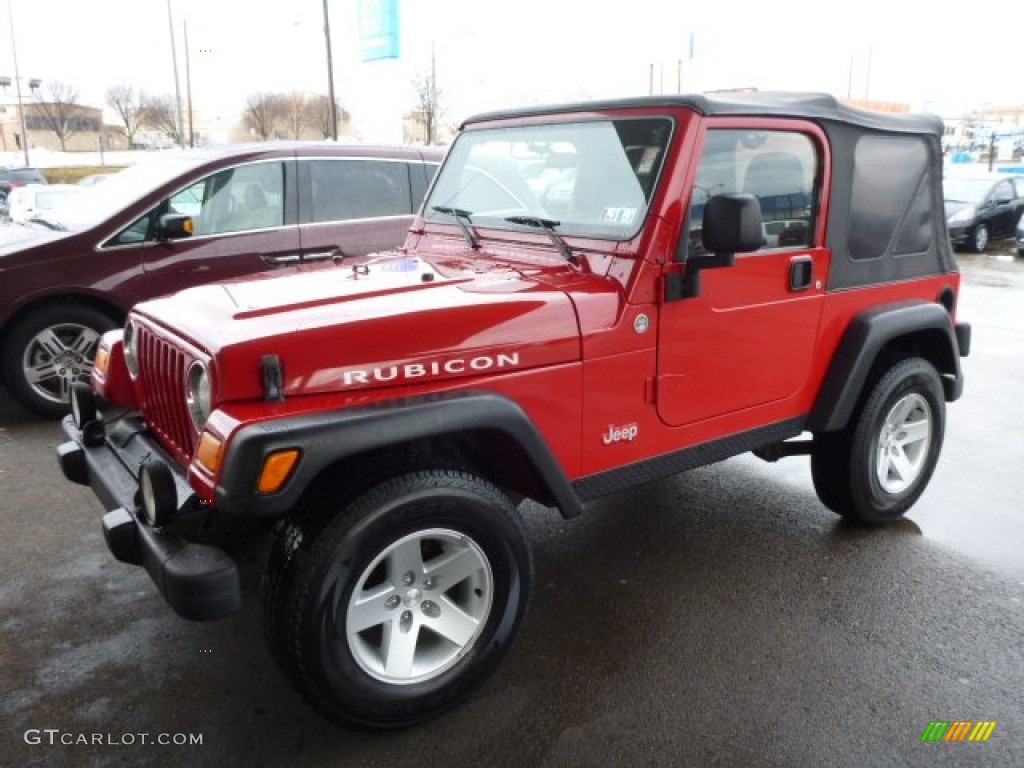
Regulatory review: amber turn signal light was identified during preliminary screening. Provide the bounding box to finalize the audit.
[94,345,110,376]
[258,449,301,494]
[196,431,224,474]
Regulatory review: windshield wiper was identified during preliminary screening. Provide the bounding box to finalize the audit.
[504,215,576,264]
[432,206,479,250]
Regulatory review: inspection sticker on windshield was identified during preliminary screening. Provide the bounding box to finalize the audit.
[602,207,637,225]
[380,258,420,272]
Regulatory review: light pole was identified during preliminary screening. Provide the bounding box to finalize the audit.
[4,0,33,166]
[166,0,186,148]
[0,75,40,165]
[322,0,338,141]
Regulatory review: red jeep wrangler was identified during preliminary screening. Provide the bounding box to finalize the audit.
[58,92,970,729]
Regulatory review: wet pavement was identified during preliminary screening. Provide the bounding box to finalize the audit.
[2,250,1022,767]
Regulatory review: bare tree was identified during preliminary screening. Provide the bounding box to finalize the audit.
[311,94,347,139]
[140,94,181,143]
[281,91,314,140]
[412,70,443,144]
[106,84,146,146]
[243,92,287,140]
[33,81,89,151]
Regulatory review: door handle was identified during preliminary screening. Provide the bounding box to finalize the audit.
[789,256,813,291]
[261,248,344,266]
[303,248,345,262]
[261,253,302,265]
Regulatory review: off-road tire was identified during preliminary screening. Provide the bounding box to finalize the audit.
[261,469,533,729]
[812,357,945,525]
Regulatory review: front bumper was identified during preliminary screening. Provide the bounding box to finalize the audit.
[57,415,240,621]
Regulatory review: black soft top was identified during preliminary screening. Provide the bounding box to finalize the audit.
[462,91,943,137]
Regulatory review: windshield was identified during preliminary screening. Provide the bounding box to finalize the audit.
[424,117,672,240]
[38,152,213,232]
[943,178,993,204]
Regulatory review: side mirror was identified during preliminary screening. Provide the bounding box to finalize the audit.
[666,194,766,302]
[156,213,194,241]
[702,193,765,256]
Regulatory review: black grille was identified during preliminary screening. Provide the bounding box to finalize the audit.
[137,324,195,463]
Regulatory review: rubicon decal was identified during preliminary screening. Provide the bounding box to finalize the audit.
[342,353,521,386]
[602,423,639,445]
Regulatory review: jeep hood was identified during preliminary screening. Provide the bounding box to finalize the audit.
[137,252,584,399]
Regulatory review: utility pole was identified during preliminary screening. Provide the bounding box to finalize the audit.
[166,0,186,148]
[429,41,436,144]
[184,20,195,147]
[6,0,30,166]
[322,0,338,140]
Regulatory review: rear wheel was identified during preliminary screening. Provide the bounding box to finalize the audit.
[1,303,118,418]
[811,357,945,525]
[261,469,533,729]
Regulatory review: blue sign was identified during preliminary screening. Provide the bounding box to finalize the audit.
[360,0,400,62]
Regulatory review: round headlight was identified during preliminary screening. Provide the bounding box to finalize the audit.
[124,319,140,378]
[186,361,212,429]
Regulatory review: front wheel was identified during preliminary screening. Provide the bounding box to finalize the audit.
[969,223,989,253]
[812,357,945,525]
[1,303,118,418]
[262,469,533,729]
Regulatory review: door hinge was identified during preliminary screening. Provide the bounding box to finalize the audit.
[645,377,658,404]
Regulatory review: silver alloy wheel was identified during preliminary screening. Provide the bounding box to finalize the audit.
[21,323,101,405]
[974,224,988,252]
[346,528,494,685]
[875,393,932,494]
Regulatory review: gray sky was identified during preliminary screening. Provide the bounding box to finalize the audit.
[2,0,1021,140]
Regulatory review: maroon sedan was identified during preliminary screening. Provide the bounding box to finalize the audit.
[0,142,443,416]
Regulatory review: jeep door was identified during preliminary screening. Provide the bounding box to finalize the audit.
[656,122,828,427]
[103,158,301,300]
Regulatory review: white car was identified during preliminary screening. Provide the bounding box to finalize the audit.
[7,184,81,225]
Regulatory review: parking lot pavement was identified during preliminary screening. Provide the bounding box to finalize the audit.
[2,257,1023,767]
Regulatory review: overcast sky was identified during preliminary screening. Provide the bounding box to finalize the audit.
[2,0,1021,141]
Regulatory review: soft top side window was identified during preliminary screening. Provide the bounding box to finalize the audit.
[686,129,817,258]
[848,136,931,260]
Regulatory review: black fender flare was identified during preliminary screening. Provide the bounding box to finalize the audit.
[215,390,585,519]
[808,300,964,433]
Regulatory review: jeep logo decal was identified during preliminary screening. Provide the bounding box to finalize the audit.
[602,423,639,445]
[342,353,521,386]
